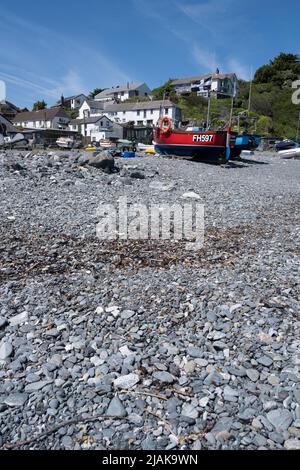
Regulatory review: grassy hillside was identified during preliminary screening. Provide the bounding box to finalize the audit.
[152,53,300,139]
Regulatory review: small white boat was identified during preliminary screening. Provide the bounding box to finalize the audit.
[100,139,115,148]
[278,148,300,159]
[56,137,74,149]
[138,144,156,153]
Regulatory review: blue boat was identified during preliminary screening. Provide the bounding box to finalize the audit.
[231,134,261,159]
[275,140,299,151]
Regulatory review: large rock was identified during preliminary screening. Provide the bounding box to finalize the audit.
[0,341,13,360]
[107,396,127,417]
[113,373,140,389]
[266,409,293,431]
[87,151,116,173]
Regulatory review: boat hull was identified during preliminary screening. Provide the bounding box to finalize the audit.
[154,128,235,161]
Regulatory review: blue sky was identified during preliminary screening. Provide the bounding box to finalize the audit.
[0,0,299,108]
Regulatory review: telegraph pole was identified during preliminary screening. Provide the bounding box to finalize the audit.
[206,92,211,129]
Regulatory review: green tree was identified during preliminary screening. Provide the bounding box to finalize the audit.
[32,100,47,111]
[152,79,178,101]
[88,88,105,99]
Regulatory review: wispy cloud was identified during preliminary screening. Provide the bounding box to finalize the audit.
[132,0,250,79]
[227,59,251,80]
[192,45,217,71]
[0,7,132,106]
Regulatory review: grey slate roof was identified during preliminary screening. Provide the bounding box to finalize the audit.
[13,107,70,123]
[85,100,105,109]
[70,115,111,125]
[95,83,145,99]
[172,73,235,86]
[104,100,177,113]
[56,94,87,105]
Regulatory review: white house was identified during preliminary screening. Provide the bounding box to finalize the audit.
[95,82,151,102]
[172,70,238,98]
[56,94,88,109]
[69,115,123,142]
[78,100,105,119]
[76,99,181,128]
[103,100,182,126]
[13,107,70,129]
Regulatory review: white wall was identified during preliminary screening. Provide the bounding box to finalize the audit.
[106,106,178,126]
[79,101,104,119]
[14,117,69,129]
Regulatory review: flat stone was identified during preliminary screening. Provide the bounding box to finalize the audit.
[9,311,28,326]
[113,373,140,389]
[153,371,175,384]
[194,358,208,367]
[246,369,260,382]
[181,192,201,200]
[0,341,13,360]
[119,346,134,357]
[284,439,300,450]
[216,431,230,441]
[204,370,223,386]
[268,374,280,385]
[3,393,28,407]
[25,380,52,392]
[149,181,176,191]
[187,347,203,358]
[61,436,73,449]
[266,409,293,431]
[199,396,209,407]
[107,396,127,417]
[257,355,273,367]
[184,361,196,374]
[212,417,233,434]
[121,310,135,320]
[26,373,40,383]
[181,403,199,419]
[224,386,239,402]
[252,418,263,430]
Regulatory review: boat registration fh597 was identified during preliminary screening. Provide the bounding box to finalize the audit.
[192,134,215,143]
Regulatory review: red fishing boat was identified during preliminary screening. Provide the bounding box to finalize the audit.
[154,116,236,163]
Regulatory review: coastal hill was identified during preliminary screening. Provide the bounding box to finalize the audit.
[150,53,300,139]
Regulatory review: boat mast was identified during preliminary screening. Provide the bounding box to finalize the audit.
[296,112,300,142]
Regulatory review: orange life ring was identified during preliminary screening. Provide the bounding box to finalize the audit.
[160,116,172,134]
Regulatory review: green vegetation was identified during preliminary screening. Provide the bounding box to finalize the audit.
[153,53,300,139]
[32,100,47,111]
[88,88,105,99]
[65,109,79,120]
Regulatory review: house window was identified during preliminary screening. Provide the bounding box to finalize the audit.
[165,108,169,114]
[137,110,140,116]
[147,120,153,126]
[106,121,110,127]
[100,121,103,127]
[143,110,146,118]
[123,111,126,115]
[137,121,143,125]
[151,110,153,115]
